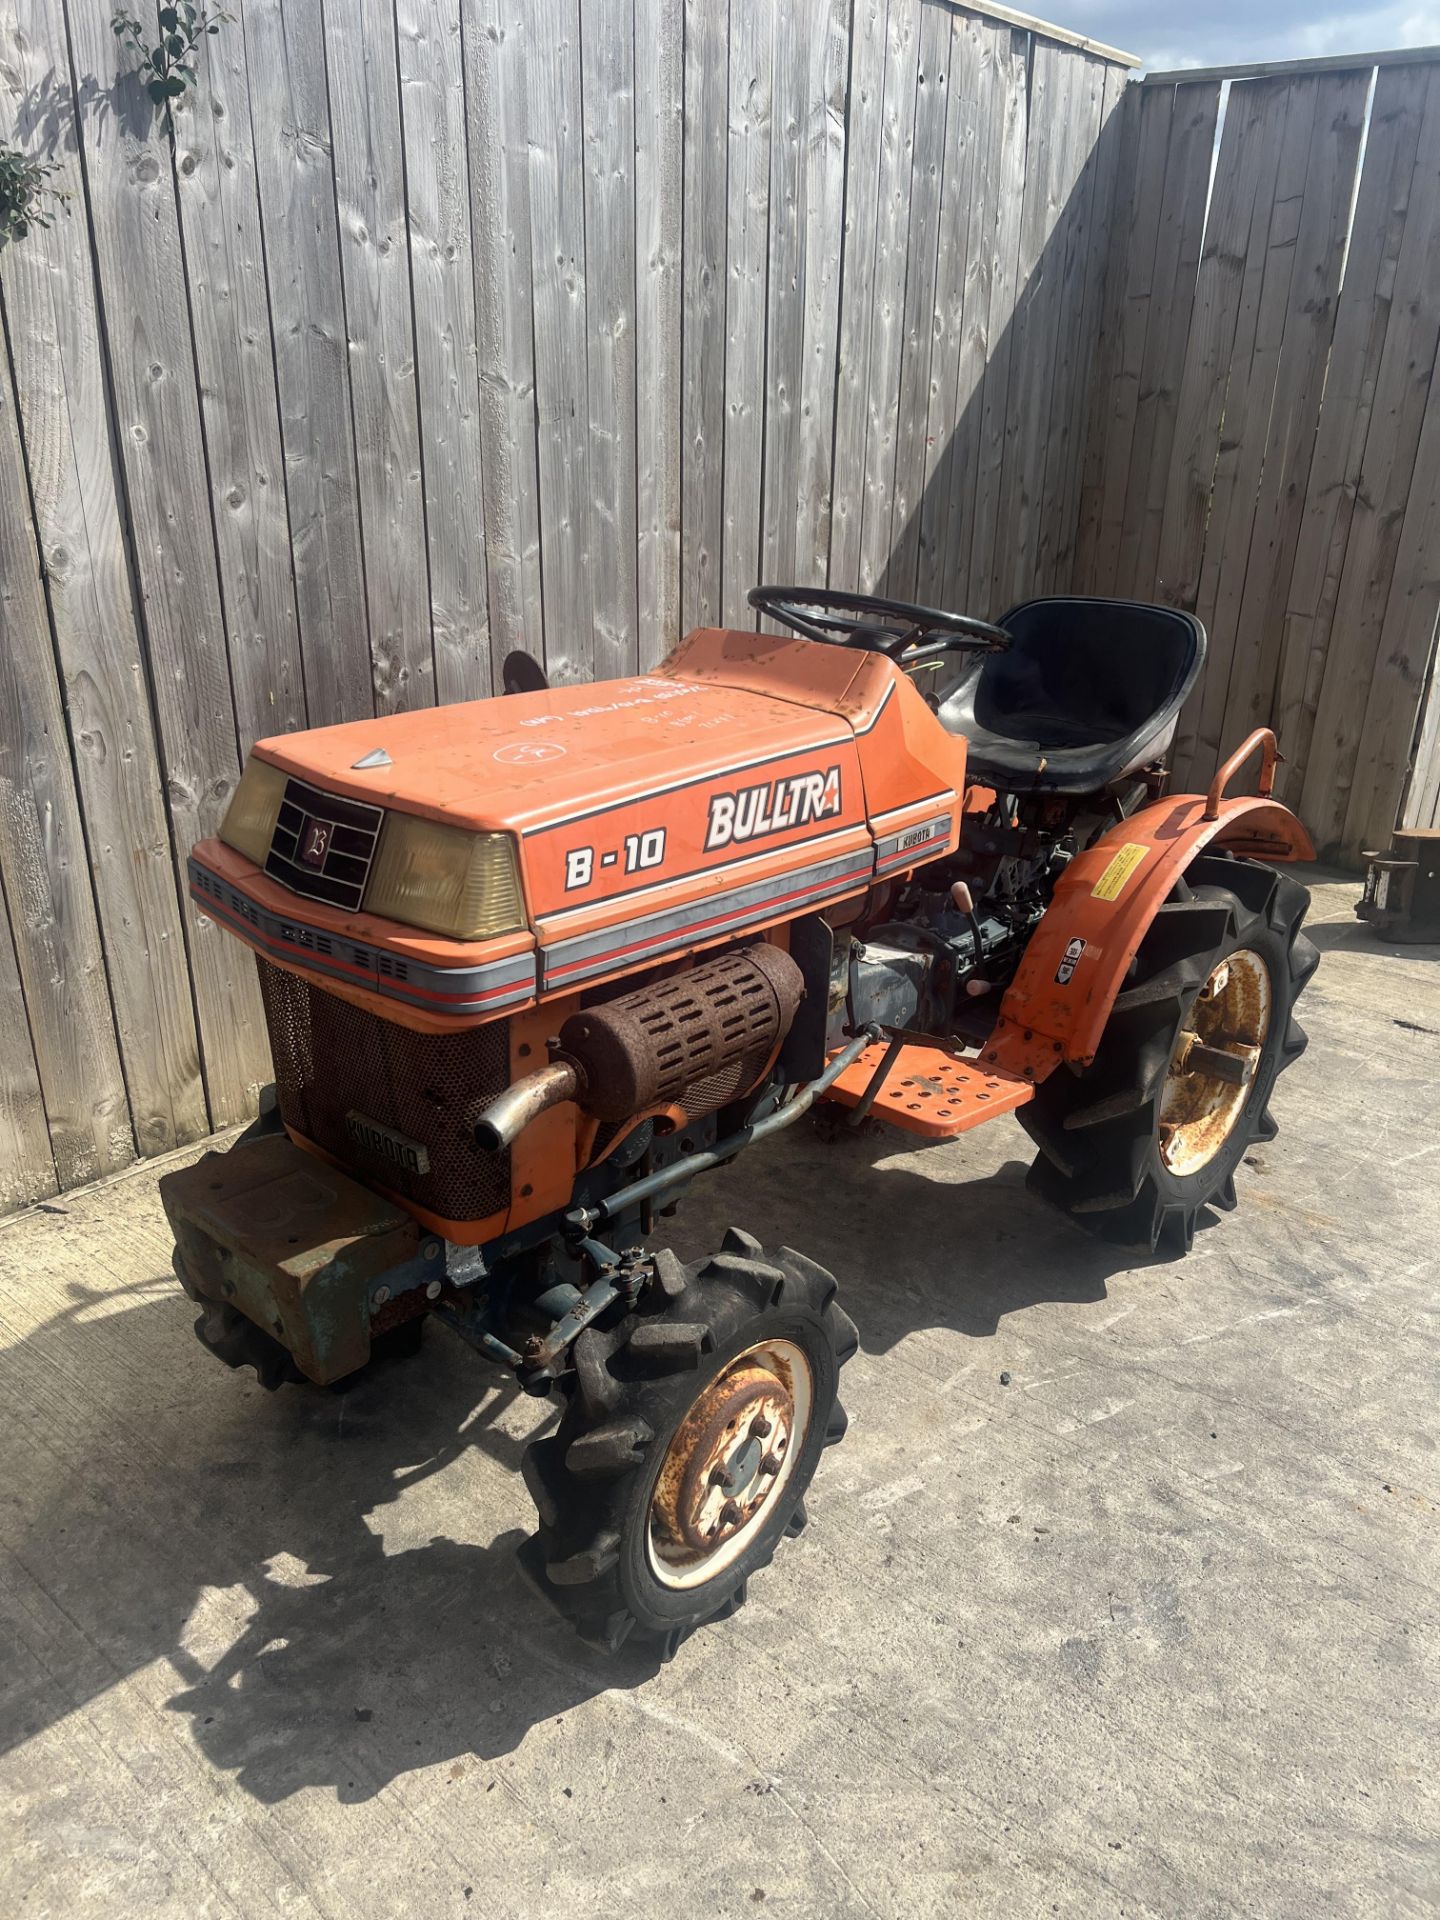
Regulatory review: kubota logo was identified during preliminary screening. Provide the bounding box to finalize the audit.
[705,766,843,851]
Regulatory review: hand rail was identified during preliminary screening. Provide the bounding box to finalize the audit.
[1203,728,1282,821]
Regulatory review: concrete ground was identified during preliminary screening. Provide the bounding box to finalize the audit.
[0,871,1435,1919]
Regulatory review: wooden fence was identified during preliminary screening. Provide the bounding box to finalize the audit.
[1073,54,1440,864]
[0,0,1134,1211]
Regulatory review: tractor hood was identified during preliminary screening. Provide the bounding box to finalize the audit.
[195,633,968,1004]
[250,671,857,839]
[244,662,897,979]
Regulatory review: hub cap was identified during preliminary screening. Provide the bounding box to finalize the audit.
[647,1339,813,1591]
[1158,948,1271,1178]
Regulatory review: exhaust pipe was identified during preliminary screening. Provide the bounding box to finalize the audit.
[474,1061,582,1151]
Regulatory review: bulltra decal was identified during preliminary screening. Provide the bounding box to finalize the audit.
[705,766,843,851]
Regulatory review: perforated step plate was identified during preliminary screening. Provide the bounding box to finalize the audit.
[824,1042,1033,1140]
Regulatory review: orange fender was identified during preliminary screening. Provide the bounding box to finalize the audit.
[986,787,1313,1084]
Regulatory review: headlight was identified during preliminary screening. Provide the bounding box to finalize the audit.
[364,813,524,940]
[219,757,288,865]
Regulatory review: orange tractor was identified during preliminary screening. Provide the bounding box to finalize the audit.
[162,589,1317,1652]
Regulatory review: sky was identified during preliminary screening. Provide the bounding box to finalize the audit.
[1059,1,1440,69]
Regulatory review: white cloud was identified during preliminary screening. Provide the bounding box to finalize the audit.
[1293,4,1440,53]
[1059,0,1440,67]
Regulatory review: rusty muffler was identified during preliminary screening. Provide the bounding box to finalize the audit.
[475,942,804,1150]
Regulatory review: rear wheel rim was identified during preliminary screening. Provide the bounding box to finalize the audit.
[1158,948,1271,1178]
[646,1338,813,1592]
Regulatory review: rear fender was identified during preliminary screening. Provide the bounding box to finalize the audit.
[986,792,1314,1083]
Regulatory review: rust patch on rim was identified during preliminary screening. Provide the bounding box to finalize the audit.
[648,1339,813,1592]
[1158,948,1271,1178]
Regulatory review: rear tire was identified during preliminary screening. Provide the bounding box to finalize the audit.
[1022,854,1317,1253]
[518,1230,856,1657]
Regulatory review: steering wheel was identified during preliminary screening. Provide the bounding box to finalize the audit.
[748,584,1010,663]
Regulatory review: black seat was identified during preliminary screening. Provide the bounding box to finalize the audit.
[934,596,1206,795]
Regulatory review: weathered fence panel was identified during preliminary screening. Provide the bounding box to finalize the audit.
[243,0,374,725]
[1077,56,1440,862]
[633,0,684,669]
[581,0,640,679]
[396,0,493,705]
[174,7,307,750]
[466,0,545,673]
[0,0,1131,1212]
[0,328,131,1190]
[0,882,49,1213]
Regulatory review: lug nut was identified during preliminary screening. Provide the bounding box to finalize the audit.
[760,1452,783,1475]
[718,1499,741,1528]
[709,1465,733,1490]
[750,1414,773,1439]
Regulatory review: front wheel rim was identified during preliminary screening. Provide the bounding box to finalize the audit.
[1158,947,1272,1178]
[646,1338,814,1592]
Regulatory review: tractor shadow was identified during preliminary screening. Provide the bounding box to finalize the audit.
[0,1121,1168,1807]
[0,1274,663,1806]
[668,1119,1182,1352]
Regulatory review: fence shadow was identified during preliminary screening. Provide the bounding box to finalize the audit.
[867,45,1130,626]
[11,64,105,154]
[11,54,161,155]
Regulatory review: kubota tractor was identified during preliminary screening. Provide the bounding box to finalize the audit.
[161,588,1317,1653]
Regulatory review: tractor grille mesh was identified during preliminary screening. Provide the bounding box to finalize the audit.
[256,958,511,1223]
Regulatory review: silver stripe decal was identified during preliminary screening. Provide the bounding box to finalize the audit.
[190,859,535,1012]
[874,813,954,867]
[540,847,875,988]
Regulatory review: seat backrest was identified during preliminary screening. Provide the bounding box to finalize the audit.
[978,598,1205,748]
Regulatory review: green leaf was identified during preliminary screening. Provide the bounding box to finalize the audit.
[164,73,186,95]
[159,5,177,26]
[167,31,185,53]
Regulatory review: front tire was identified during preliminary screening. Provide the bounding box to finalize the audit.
[1022,853,1317,1253]
[519,1230,856,1656]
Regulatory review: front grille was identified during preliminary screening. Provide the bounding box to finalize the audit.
[265,777,382,912]
[257,958,512,1222]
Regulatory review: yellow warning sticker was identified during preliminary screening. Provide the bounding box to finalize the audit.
[1091,842,1148,902]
